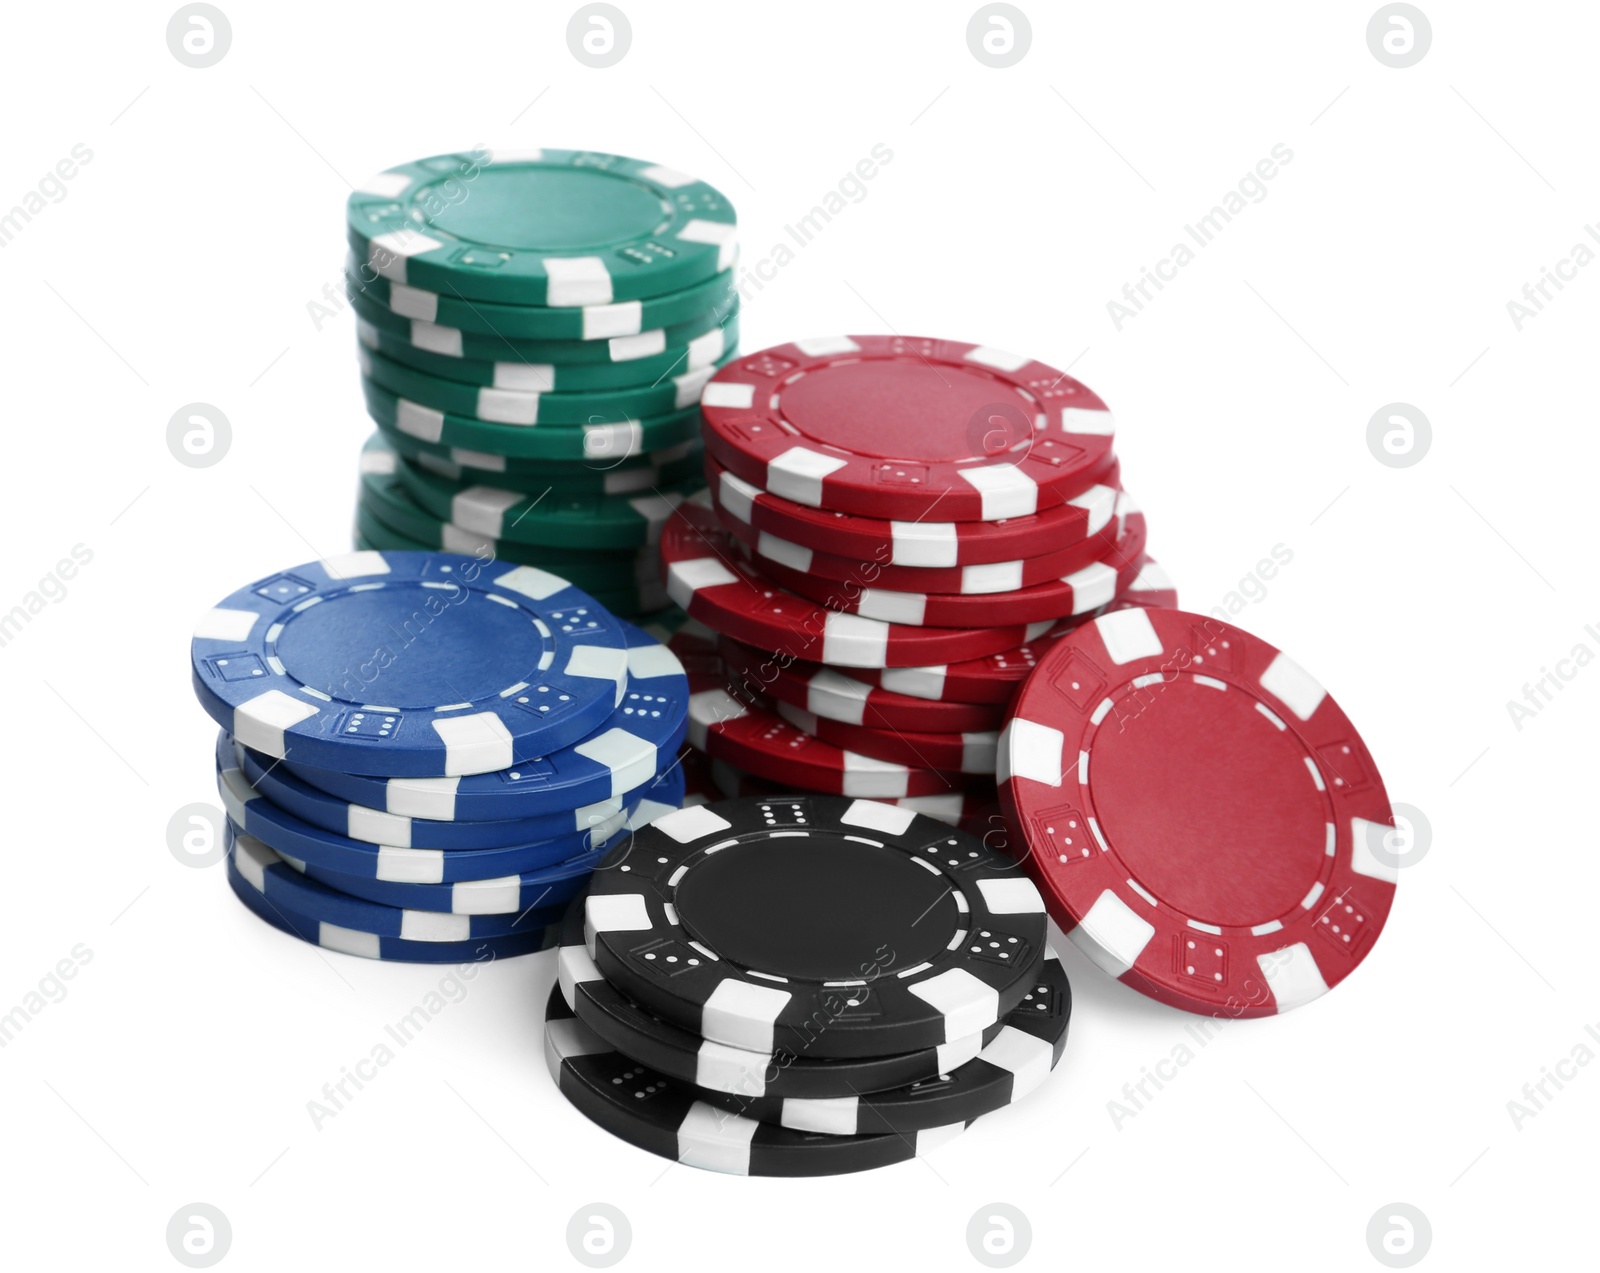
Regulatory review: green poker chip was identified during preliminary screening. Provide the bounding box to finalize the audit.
[360,376,702,461]
[346,263,737,341]
[346,150,737,307]
[357,311,740,392]
[375,434,695,551]
[358,446,664,585]
[389,430,707,496]
[358,342,735,426]
[348,289,737,364]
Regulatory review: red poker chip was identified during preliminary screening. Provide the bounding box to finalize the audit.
[717,635,1006,734]
[711,478,1129,596]
[686,680,965,799]
[820,555,1174,704]
[699,336,1118,521]
[705,753,994,827]
[708,457,1122,567]
[745,506,1149,628]
[774,701,998,775]
[1000,607,1398,1017]
[661,497,1051,669]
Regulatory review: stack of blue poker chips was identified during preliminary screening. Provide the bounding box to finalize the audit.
[190,550,689,964]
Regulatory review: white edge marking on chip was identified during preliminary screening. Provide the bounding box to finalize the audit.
[793,335,861,357]
[431,713,515,776]
[888,521,958,567]
[322,550,391,580]
[956,464,1038,520]
[678,1101,760,1175]
[907,968,998,1041]
[975,876,1045,915]
[1070,890,1156,976]
[767,447,848,507]
[545,1016,604,1085]
[454,486,521,536]
[1003,718,1065,788]
[557,940,603,1004]
[716,469,759,523]
[319,924,382,958]
[543,256,613,308]
[409,323,463,358]
[1073,484,1119,535]
[653,802,734,842]
[393,397,446,442]
[1259,652,1327,722]
[585,891,653,935]
[962,345,1029,372]
[583,299,644,340]
[565,644,631,702]
[702,381,757,410]
[820,612,892,668]
[1257,942,1330,1012]
[1094,607,1165,664]
[450,876,523,915]
[697,1038,772,1096]
[840,799,917,835]
[384,775,461,820]
[195,606,259,641]
[878,665,947,698]
[347,804,411,847]
[857,588,925,625]
[234,690,320,758]
[610,329,667,360]
[703,978,791,1053]
[398,910,474,941]
[980,1026,1055,1100]
[492,564,571,601]
[777,1095,859,1136]
[1350,816,1403,884]
[356,170,413,198]
[475,387,539,426]
[231,830,275,890]
[1061,405,1115,436]
[388,283,438,322]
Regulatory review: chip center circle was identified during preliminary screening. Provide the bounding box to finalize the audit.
[421,167,665,253]
[273,585,548,707]
[1089,679,1329,928]
[673,836,958,981]
[778,359,1031,461]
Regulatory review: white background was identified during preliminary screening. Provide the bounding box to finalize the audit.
[1,0,1594,1268]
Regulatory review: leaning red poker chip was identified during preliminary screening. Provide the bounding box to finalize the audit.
[999,607,1399,1017]
[747,505,1148,629]
[661,497,1051,669]
[711,482,1129,596]
[699,336,1118,522]
[774,702,998,775]
[707,458,1121,567]
[686,683,964,799]
[717,635,1006,734]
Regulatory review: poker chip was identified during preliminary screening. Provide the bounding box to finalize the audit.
[382,438,695,551]
[709,457,1122,567]
[229,855,559,964]
[999,607,1399,1016]
[773,702,998,775]
[700,336,1116,521]
[717,636,1005,734]
[713,483,1129,595]
[384,433,706,497]
[544,986,973,1177]
[228,822,565,940]
[359,313,740,392]
[556,901,1007,1100]
[347,150,737,307]
[348,286,735,365]
[686,683,963,799]
[693,951,1071,1135]
[217,733,636,882]
[349,264,737,341]
[662,498,1052,669]
[360,341,734,427]
[191,550,630,777]
[278,622,688,824]
[292,770,685,915]
[749,503,1149,628]
[583,796,1048,1058]
[363,378,705,462]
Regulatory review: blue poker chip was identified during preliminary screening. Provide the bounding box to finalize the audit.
[279,620,688,821]
[191,550,631,778]
[227,822,564,939]
[289,764,687,914]
[215,733,633,882]
[228,854,558,964]
[237,742,626,849]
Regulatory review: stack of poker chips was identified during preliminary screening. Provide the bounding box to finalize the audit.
[343,149,739,618]
[188,551,689,963]
[660,335,1177,822]
[545,796,1073,1177]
